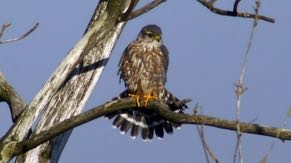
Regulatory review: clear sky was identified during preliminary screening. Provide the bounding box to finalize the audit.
[1,0,291,162]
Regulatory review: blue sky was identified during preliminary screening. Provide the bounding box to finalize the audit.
[1,0,291,162]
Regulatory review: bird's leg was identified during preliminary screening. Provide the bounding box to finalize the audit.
[143,93,158,107]
[128,93,142,107]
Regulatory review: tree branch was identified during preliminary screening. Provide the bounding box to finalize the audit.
[0,23,11,39]
[7,97,291,158]
[0,1,134,162]
[0,71,26,122]
[0,23,39,44]
[0,1,277,162]
[197,125,220,163]
[196,0,275,23]
[233,0,241,14]
[14,1,139,163]
[121,0,166,21]
[233,1,261,162]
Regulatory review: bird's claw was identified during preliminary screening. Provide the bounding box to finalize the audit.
[143,94,158,107]
[128,93,142,107]
[128,93,158,107]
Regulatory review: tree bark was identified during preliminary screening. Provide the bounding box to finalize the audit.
[16,1,138,163]
[0,1,275,162]
[0,72,26,122]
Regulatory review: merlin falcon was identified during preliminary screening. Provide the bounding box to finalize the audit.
[106,24,188,140]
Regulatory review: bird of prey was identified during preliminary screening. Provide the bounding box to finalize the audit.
[106,24,188,141]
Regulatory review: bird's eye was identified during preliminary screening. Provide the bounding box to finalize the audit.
[147,33,154,38]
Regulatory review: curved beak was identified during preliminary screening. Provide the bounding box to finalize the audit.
[154,35,161,42]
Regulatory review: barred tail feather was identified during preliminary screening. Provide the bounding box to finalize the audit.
[105,89,189,140]
[163,122,173,134]
[141,128,154,140]
[161,89,188,111]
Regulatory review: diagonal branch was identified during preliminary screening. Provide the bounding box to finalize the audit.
[196,0,275,23]
[8,98,291,158]
[197,125,220,163]
[121,0,166,21]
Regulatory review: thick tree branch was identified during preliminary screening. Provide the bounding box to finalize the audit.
[0,71,26,122]
[7,97,291,158]
[197,0,275,23]
[0,1,139,162]
[0,1,276,162]
[15,1,139,163]
[0,23,39,44]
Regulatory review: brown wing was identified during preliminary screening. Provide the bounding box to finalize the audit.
[161,45,169,84]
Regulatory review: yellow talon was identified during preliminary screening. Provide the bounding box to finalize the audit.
[128,93,159,107]
[128,93,142,107]
[143,94,158,107]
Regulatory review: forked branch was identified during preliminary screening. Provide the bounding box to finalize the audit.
[0,23,39,44]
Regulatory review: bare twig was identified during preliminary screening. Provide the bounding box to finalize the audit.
[197,125,220,163]
[121,0,166,21]
[233,134,243,163]
[234,1,261,163]
[197,125,211,163]
[0,22,39,44]
[260,107,291,162]
[233,0,242,14]
[195,106,219,163]
[196,0,274,23]
[259,117,285,163]
[0,23,11,38]
[259,142,275,163]
[234,82,245,163]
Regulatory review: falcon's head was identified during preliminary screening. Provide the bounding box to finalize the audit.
[137,24,163,48]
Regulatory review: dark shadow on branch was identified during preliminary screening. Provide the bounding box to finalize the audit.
[76,58,109,75]
[61,58,109,88]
